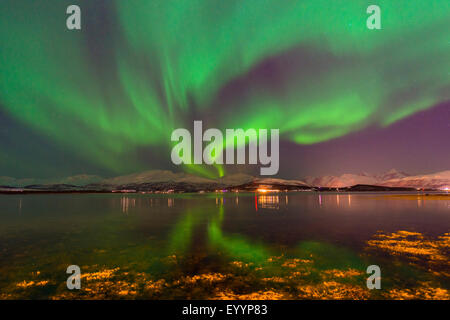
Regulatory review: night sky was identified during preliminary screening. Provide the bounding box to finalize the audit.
[0,0,449,180]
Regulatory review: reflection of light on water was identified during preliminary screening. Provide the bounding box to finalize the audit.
[215,197,224,206]
[318,194,322,207]
[120,197,174,210]
[348,194,352,207]
[258,195,280,209]
[121,197,136,214]
[336,195,340,206]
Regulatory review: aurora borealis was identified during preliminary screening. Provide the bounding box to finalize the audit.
[0,0,449,179]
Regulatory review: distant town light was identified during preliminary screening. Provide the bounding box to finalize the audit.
[257,188,279,193]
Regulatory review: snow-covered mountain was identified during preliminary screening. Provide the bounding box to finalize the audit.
[304,169,409,188]
[253,177,309,187]
[1,169,448,190]
[0,174,102,187]
[374,169,410,181]
[218,173,254,186]
[305,169,449,190]
[101,170,214,185]
[304,173,379,188]
[101,171,258,187]
[54,174,103,186]
[379,170,450,189]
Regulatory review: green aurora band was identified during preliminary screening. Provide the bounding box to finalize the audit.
[0,0,448,178]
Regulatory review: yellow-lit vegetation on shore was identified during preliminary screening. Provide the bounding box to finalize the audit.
[2,230,448,300]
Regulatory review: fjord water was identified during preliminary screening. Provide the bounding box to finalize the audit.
[0,192,448,299]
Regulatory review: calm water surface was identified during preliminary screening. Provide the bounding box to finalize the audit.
[0,192,449,299]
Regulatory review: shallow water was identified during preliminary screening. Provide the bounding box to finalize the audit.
[0,192,449,299]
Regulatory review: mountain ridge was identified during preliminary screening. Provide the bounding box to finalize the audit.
[1,169,448,191]
[304,169,410,188]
